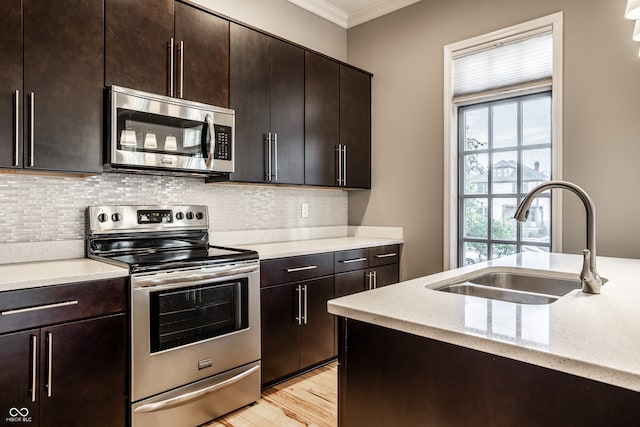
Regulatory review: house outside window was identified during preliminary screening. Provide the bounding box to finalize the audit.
[443,13,563,269]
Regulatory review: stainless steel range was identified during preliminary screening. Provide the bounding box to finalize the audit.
[86,205,260,427]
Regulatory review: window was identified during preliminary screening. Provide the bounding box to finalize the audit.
[459,93,552,266]
[443,13,563,269]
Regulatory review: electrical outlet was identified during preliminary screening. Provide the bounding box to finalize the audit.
[301,203,309,218]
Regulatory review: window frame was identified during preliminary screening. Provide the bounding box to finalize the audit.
[443,12,563,270]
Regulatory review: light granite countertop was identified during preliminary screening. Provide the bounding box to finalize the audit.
[0,259,129,292]
[236,236,403,260]
[328,252,640,392]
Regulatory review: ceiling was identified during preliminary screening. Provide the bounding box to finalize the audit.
[288,0,421,29]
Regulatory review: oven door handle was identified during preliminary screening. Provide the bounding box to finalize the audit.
[134,365,260,414]
[134,264,258,288]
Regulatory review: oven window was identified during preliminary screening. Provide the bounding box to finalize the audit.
[149,279,249,353]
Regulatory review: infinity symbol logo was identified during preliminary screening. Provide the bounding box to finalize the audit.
[9,407,29,417]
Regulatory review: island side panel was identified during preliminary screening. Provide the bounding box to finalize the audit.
[339,319,640,427]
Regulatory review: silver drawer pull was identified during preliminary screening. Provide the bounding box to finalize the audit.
[342,257,367,264]
[374,253,397,259]
[1,300,78,316]
[286,265,318,273]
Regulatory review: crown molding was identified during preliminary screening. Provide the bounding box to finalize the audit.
[288,0,348,28]
[348,0,421,28]
[289,0,421,29]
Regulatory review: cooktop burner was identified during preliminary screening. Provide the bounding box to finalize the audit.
[86,205,258,274]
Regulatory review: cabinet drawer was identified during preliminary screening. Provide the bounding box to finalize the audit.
[334,248,369,273]
[0,277,127,334]
[261,252,334,286]
[369,245,400,267]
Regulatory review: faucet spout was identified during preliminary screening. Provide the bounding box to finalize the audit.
[513,180,602,294]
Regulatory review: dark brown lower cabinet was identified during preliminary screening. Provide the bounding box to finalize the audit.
[0,278,127,426]
[335,264,399,298]
[261,276,335,387]
[338,319,640,427]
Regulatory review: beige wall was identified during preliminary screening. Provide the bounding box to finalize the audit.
[347,0,640,280]
[191,0,347,60]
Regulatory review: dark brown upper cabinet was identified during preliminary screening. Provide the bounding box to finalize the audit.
[0,0,104,173]
[305,51,340,187]
[0,0,22,170]
[106,0,229,107]
[340,65,372,189]
[304,52,372,189]
[229,24,304,184]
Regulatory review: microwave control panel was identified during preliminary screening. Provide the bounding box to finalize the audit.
[213,125,232,160]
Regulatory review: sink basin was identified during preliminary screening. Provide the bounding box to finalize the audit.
[435,272,583,305]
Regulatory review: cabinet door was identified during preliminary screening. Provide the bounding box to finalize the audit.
[335,270,367,298]
[340,65,371,189]
[0,330,39,425]
[260,283,300,386]
[23,0,104,173]
[105,0,174,95]
[305,51,340,186]
[229,24,270,183]
[174,1,229,106]
[0,0,22,169]
[300,276,335,368]
[39,315,126,427]
[373,263,399,288]
[269,38,305,184]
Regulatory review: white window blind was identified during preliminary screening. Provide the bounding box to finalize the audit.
[453,32,553,99]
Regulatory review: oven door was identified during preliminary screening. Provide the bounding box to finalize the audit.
[131,260,260,403]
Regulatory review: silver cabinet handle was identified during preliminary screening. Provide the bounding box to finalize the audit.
[46,332,53,398]
[30,335,37,402]
[134,365,260,414]
[29,92,34,167]
[286,265,317,273]
[273,132,278,182]
[335,144,342,185]
[295,285,303,325]
[168,38,175,96]
[343,144,347,187]
[373,270,378,289]
[366,271,373,290]
[14,90,19,166]
[342,257,367,264]
[1,300,78,316]
[303,284,308,325]
[178,40,184,98]
[374,253,397,259]
[265,132,272,182]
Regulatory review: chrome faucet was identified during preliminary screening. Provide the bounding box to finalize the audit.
[513,180,603,294]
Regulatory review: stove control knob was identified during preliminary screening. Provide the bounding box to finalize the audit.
[196,212,204,220]
[175,212,184,220]
[97,213,108,223]
[111,213,122,222]
[186,212,194,220]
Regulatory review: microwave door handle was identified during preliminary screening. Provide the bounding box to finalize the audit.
[205,114,215,167]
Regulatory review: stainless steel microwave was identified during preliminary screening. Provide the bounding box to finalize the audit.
[105,85,234,176]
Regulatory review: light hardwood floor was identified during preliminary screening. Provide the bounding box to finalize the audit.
[205,362,337,427]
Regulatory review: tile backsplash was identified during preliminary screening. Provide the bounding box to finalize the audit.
[0,173,347,244]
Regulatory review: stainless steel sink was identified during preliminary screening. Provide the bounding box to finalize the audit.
[435,272,585,305]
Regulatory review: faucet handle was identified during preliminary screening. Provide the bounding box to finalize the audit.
[580,249,594,282]
[580,249,602,294]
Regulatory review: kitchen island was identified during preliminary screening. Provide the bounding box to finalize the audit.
[328,252,640,426]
